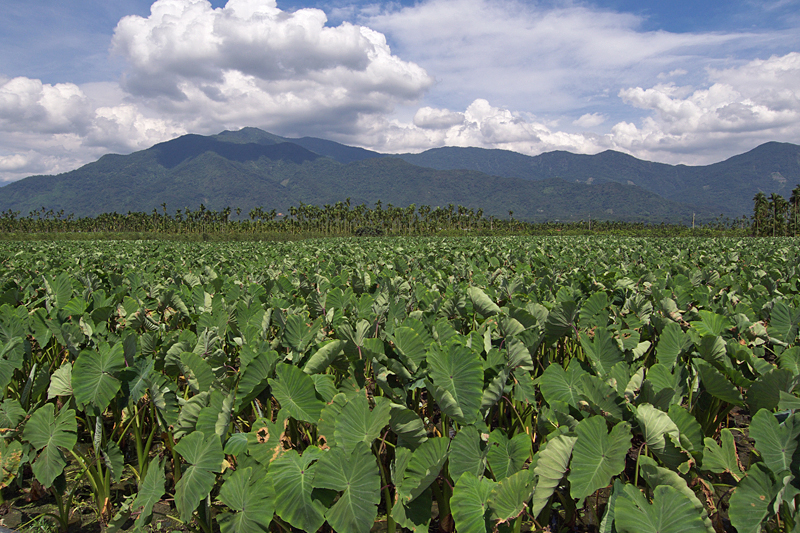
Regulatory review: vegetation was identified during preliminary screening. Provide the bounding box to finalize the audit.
[752,185,800,236]
[0,236,799,533]
[0,201,749,239]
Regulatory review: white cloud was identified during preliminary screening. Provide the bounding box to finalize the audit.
[110,0,433,134]
[573,113,607,128]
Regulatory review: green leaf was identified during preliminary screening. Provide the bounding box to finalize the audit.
[23,404,77,488]
[179,351,216,394]
[694,359,743,406]
[634,403,688,471]
[451,472,495,533]
[728,464,780,533]
[269,448,327,533]
[637,455,715,533]
[701,429,743,480]
[72,343,125,414]
[269,363,326,424]
[487,430,530,480]
[312,443,381,533]
[749,410,800,476]
[539,362,586,409]
[425,342,483,425]
[47,362,73,399]
[656,322,691,368]
[396,437,449,504]
[449,426,488,481]
[0,439,23,489]
[234,349,276,413]
[747,368,795,415]
[768,301,800,344]
[389,404,428,450]
[304,340,347,374]
[569,416,631,505]
[283,313,319,354]
[468,286,501,318]
[691,310,731,337]
[392,487,432,533]
[668,405,704,455]
[530,434,577,517]
[489,468,535,522]
[131,458,166,530]
[580,329,624,377]
[614,484,710,533]
[392,327,428,373]
[334,394,392,453]
[544,300,578,342]
[218,466,275,533]
[174,431,223,522]
[579,291,610,329]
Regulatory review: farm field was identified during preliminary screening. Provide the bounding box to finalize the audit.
[0,236,799,533]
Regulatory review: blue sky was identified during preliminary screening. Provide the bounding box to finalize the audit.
[1,0,799,181]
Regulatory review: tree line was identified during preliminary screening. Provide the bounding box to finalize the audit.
[752,185,800,237]
[0,199,753,238]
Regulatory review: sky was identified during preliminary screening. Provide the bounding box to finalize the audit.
[1,0,799,183]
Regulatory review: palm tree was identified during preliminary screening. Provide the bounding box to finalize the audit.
[789,185,800,237]
[768,193,788,237]
[752,192,768,236]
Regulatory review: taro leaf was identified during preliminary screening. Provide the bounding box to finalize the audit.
[694,359,744,406]
[269,363,326,424]
[389,403,428,450]
[747,368,795,415]
[749,410,800,476]
[656,322,691,368]
[72,342,125,415]
[217,466,275,533]
[269,447,327,533]
[580,374,626,423]
[312,443,381,533]
[334,394,392,453]
[728,464,780,533]
[768,301,800,345]
[179,351,215,394]
[701,429,743,480]
[779,346,800,374]
[468,287,501,318]
[637,455,715,533]
[282,313,319,354]
[392,487,432,533]
[634,403,689,471]
[391,327,428,373]
[691,310,731,338]
[304,340,347,375]
[173,392,209,440]
[568,416,632,505]
[234,349,276,413]
[131,457,166,530]
[489,468,535,523]
[22,404,77,488]
[425,342,483,425]
[614,484,710,533]
[318,393,348,449]
[174,431,223,522]
[396,437,450,504]
[598,479,622,533]
[530,434,577,517]
[544,300,578,342]
[486,430,530,480]
[696,336,727,364]
[451,472,495,533]
[0,439,23,489]
[47,362,73,399]
[224,433,248,457]
[579,291,610,329]
[102,440,124,483]
[449,425,488,481]
[580,329,624,378]
[123,357,154,405]
[311,374,338,402]
[0,336,23,392]
[778,391,800,410]
[668,405,704,455]
[539,362,587,409]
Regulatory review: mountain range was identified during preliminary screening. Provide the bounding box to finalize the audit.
[1,127,798,222]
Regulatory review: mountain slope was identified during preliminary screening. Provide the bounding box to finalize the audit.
[0,132,699,222]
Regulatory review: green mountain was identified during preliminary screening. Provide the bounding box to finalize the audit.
[396,142,800,216]
[2,127,792,222]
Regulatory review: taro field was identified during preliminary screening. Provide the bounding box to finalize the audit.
[0,236,799,533]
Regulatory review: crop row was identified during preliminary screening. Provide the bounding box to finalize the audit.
[0,236,799,532]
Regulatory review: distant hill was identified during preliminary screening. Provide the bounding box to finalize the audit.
[1,127,795,222]
[396,142,800,216]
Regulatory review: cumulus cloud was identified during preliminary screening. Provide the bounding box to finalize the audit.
[610,53,800,163]
[110,0,433,133]
[573,113,607,128]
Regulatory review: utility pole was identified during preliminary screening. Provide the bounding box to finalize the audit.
[692,213,695,229]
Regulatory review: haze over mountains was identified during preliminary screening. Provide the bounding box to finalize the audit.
[1,127,798,223]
